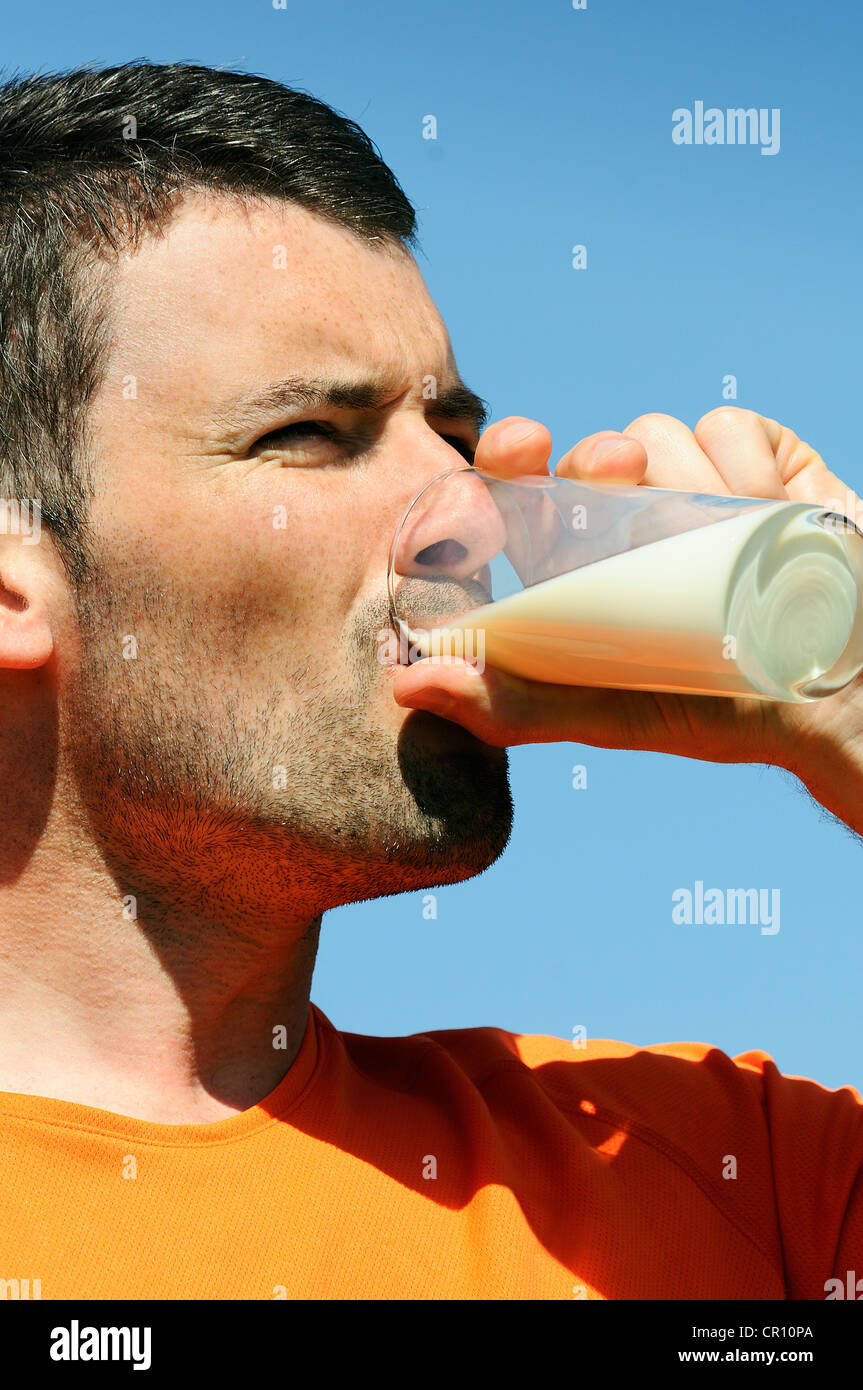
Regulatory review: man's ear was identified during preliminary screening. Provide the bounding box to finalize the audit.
[0,530,56,670]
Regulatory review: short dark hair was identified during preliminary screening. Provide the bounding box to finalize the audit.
[0,61,418,583]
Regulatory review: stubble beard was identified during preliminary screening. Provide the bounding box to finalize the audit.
[62,559,513,919]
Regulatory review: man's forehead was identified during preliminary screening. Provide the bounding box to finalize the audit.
[105,194,453,406]
[112,194,433,328]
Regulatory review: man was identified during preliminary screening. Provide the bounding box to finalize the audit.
[0,60,860,1301]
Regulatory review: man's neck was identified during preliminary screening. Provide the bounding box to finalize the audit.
[0,837,322,1124]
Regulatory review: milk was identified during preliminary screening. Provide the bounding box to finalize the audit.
[416,502,859,699]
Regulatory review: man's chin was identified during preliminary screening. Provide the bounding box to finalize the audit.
[393,706,513,865]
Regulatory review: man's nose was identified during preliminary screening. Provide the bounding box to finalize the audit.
[390,467,507,582]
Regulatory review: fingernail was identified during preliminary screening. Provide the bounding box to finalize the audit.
[592,435,632,461]
[500,419,541,447]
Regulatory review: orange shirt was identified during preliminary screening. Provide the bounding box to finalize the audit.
[1,1002,861,1299]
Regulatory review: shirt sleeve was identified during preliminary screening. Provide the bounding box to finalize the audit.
[733,1049,863,1298]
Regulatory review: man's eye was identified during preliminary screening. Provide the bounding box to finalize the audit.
[252,421,336,451]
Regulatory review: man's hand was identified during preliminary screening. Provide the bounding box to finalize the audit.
[393,408,863,833]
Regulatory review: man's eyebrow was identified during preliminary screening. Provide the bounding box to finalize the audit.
[211,374,489,436]
[426,382,489,433]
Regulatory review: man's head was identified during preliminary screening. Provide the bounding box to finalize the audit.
[0,62,512,922]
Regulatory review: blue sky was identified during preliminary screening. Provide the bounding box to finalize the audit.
[8,0,862,1089]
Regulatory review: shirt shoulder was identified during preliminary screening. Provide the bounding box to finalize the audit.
[321,1009,863,1297]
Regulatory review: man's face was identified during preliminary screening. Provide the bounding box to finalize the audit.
[64,195,512,915]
